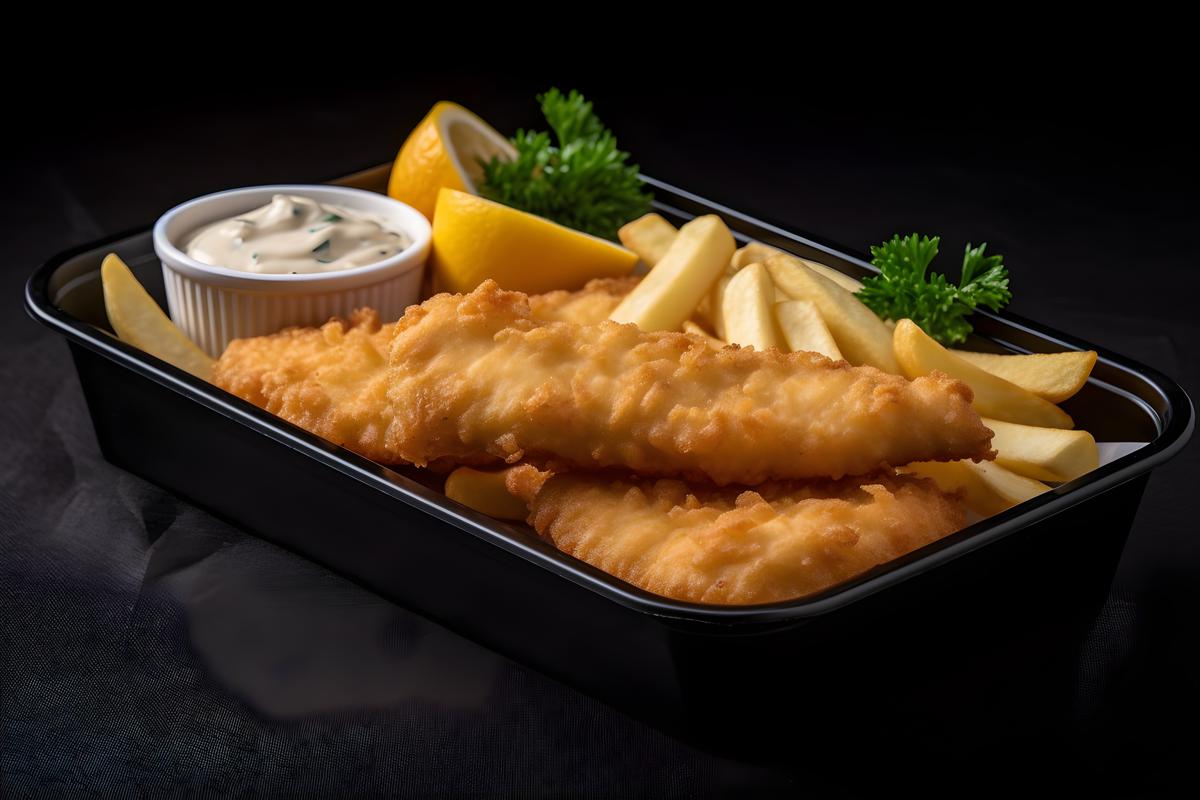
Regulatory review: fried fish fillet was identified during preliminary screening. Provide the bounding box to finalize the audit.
[506,466,965,604]
[211,281,636,463]
[528,276,641,325]
[212,309,400,462]
[385,281,994,484]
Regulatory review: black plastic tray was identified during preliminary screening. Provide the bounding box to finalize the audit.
[25,164,1194,758]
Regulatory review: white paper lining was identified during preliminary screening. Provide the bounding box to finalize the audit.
[1096,441,1150,465]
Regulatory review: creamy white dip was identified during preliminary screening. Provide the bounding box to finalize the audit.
[183,194,410,274]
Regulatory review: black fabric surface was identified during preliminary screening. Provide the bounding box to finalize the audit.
[3,65,1198,796]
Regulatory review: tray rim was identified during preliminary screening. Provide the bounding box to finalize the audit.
[24,169,1195,627]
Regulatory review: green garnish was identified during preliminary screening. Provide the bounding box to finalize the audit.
[311,240,331,254]
[479,88,653,241]
[856,233,1011,346]
[308,215,343,233]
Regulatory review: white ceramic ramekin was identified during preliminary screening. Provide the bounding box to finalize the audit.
[153,185,431,356]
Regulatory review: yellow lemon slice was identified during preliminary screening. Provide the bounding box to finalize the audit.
[387,101,516,221]
[100,253,214,380]
[430,188,639,295]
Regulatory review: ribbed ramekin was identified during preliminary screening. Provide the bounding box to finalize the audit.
[153,184,432,356]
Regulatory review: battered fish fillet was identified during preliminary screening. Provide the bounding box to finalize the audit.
[212,309,399,462]
[528,276,641,325]
[506,467,966,605]
[209,279,632,463]
[385,281,994,484]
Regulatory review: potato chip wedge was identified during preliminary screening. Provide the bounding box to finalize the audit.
[724,244,766,327]
[901,461,994,515]
[951,349,1098,403]
[705,270,735,339]
[721,263,783,351]
[765,253,899,373]
[774,299,843,361]
[731,242,779,271]
[806,261,862,293]
[970,460,1052,511]
[101,253,214,381]
[735,242,863,292]
[618,213,678,268]
[893,319,1073,429]
[682,320,726,350]
[902,459,1050,517]
[444,467,529,521]
[610,215,735,331]
[983,417,1098,483]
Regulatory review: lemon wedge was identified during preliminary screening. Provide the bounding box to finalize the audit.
[430,188,638,295]
[100,253,214,380]
[387,101,516,221]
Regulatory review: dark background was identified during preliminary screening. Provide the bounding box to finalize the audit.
[3,56,1197,796]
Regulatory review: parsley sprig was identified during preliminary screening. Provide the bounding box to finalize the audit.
[856,233,1011,345]
[479,89,653,241]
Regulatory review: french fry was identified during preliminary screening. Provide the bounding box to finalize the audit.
[618,213,678,268]
[892,319,1073,429]
[721,263,783,351]
[805,260,862,293]
[983,417,1099,483]
[705,269,735,338]
[731,242,779,270]
[698,243,758,335]
[700,244,768,335]
[765,253,899,373]
[610,215,735,332]
[100,253,214,381]
[775,300,843,361]
[444,467,529,521]
[951,349,1098,403]
[621,226,860,290]
[682,320,726,349]
[901,461,993,515]
[902,459,1050,517]
[735,242,863,292]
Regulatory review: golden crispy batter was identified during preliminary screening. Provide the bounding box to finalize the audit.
[528,276,641,325]
[212,309,400,462]
[209,280,641,464]
[507,467,965,605]
[385,281,994,484]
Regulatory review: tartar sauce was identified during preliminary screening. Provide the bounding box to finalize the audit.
[184,194,411,274]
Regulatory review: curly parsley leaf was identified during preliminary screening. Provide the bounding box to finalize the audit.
[856,233,1012,345]
[479,88,653,241]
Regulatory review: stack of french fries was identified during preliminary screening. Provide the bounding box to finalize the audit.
[607,213,1102,519]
